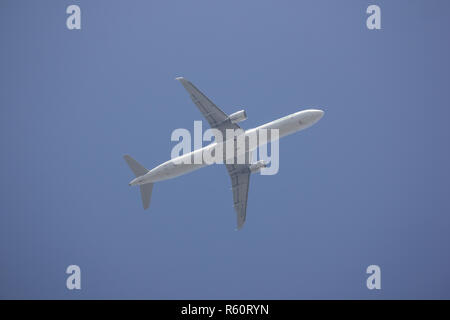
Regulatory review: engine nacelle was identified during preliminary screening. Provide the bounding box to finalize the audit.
[228,110,247,124]
[249,160,268,173]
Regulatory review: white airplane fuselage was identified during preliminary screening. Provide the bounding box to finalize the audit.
[129,109,323,186]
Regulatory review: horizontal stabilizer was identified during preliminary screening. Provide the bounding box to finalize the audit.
[123,155,154,210]
[123,155,148,177]
[140,183,154,210]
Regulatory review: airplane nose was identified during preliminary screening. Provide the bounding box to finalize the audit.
[313,110,324,121]
[297,109,324,128]
[309,109,324,124]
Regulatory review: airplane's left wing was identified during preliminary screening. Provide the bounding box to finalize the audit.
[176,77,241,135]
[226,164,251,230]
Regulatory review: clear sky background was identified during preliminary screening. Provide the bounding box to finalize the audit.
[1,0,449,299]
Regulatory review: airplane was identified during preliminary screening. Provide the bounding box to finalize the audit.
[124,77,324,230]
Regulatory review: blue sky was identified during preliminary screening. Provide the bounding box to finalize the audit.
[1,0,449,299]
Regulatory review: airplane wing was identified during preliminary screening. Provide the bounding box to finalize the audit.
[176,77,241,135]
[226,163,251,230]
[176,76,251,229]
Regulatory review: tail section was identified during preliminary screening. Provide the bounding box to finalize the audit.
[123,155,154,210]
[124,155,149,177]
[139,183,154,210]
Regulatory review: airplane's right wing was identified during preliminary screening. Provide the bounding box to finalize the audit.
[176,77,241,135]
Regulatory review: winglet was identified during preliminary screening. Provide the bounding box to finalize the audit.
[175,76,194,93]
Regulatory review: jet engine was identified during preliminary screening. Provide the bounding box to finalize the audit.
[229,110,247,124]
[249,160,268,173]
